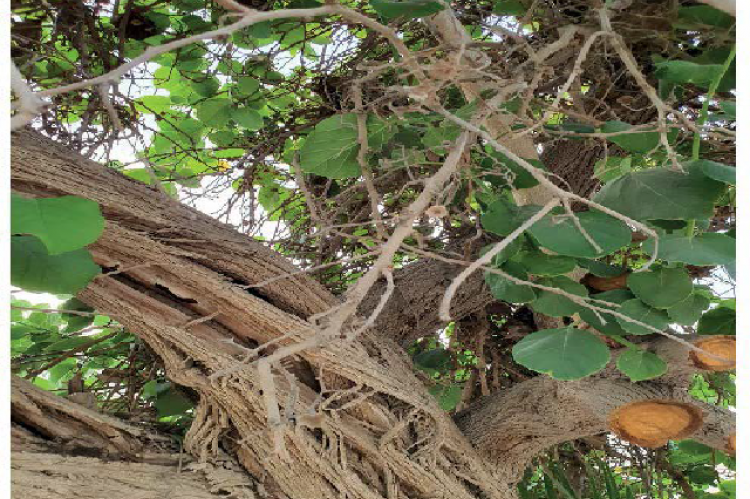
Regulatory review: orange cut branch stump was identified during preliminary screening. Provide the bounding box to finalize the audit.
[689,336,736,371]
[608,400,704,448]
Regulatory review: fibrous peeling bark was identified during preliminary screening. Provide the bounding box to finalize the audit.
[12,129,512,499]
[11,376,146,459]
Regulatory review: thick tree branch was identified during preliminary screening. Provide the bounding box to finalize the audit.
[12,129,512,499]
[454,335,736,485]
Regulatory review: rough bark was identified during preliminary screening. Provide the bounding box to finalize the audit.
[12,129,512,499]
[362,256,494,347]
[11,376,256,499]
[11,376,147,459]
[453,338,737,484]
[12,126,735,498]
[11,452,255,499]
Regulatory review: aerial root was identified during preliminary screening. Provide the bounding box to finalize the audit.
[689,336,736,371]
[607,400,704,448]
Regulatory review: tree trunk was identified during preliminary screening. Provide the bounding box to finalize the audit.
[11,118,734,499]
[12,129,514,499]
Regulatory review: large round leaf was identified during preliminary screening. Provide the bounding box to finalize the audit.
[577,289,634,336]
[593,169,726,221]
[530,276,588,317]
[616,349,667,382]
[686,159,736,185]
[11,194,104,255]
[513,250,577,277]
[484,261,536,304]
[528,209,631,258]
[512,327,611,380]
[231,107,264,130]
[697,306,736,336]
[627,267,693,309]
[299,114,361,179]
[481,198,541,237]
[11,235,100,294]
[642,233,735,267]
[615,299,670,335]
[667,293,711,326]
[370,0,446,20]
[196,98,232,127]
[600,121,659,153]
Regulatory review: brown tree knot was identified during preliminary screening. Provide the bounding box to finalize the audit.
[607,400,704,448]
[689,336,736,371]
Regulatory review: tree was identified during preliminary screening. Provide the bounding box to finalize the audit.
[10,1,736,498]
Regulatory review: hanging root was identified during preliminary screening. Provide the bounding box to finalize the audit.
[185,397,231,462]
[607,400,704,448]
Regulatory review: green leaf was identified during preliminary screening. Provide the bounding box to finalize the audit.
[190,76,220,97]
[231,107,264,130]
[617,349,667,382]
[697,306,736,336]
[513,250,577,277]
[481,237,523,267]
[627,267,693,309]
[484,261,537,303]
[720,101,736,120]
[370,0,446,20]
[528,209,631,258]
[600,121,659,153]
[615,299,670,335]
[687,159,736,185]
[155,387,194,417]
[367,115,397,151]
[578,259,627,278]
[236,76,261,96]
[595,156,632,183]
[642,233,735,267]
[493,0,526,16]
[481,198,541,236]
[134,95,174,114]
[414,348,451,369]
[11,236,100,294]
[11,194,105,254]
[60,297,95,333]
[531,276,588,317]
[485,153,544,189]
[593,169,725,221]
[577,289,633,336]
[677,5,734,29]
[667,293,711,325]
[299,114,360,179]
[214,148,245,159]
[512,327,610,380]
[158,116,205,147]
[46,335,99,352]
[428,383,463,411]
[654,60,725,89]
[196,98,232,127]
